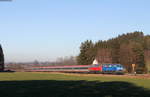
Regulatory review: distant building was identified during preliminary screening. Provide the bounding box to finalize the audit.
[92,59,98,65]
[0,45,4,71]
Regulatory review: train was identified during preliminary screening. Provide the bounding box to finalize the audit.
[27,65,89,73]
[89,64,125,74]
[27,64,125,74]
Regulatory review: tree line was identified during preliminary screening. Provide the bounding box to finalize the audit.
[77,31,150,73]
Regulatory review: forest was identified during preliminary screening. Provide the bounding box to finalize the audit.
[77,31,150,73]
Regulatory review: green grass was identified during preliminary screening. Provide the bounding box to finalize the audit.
[0,72,150,97]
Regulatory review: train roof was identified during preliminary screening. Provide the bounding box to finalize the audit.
[32,65,90,68]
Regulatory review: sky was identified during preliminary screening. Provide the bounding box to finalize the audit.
[0,0,150,62]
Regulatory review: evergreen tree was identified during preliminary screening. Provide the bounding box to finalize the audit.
[0,44,4,71]
[77,40,95,65]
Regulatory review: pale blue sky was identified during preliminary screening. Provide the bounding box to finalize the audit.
[0,0,150,62]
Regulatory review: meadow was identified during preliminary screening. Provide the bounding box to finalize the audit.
[0,72,150,97]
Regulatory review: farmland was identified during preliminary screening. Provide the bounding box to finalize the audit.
[0,72,150,97]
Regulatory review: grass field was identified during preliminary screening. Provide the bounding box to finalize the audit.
[0,72,150,97]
